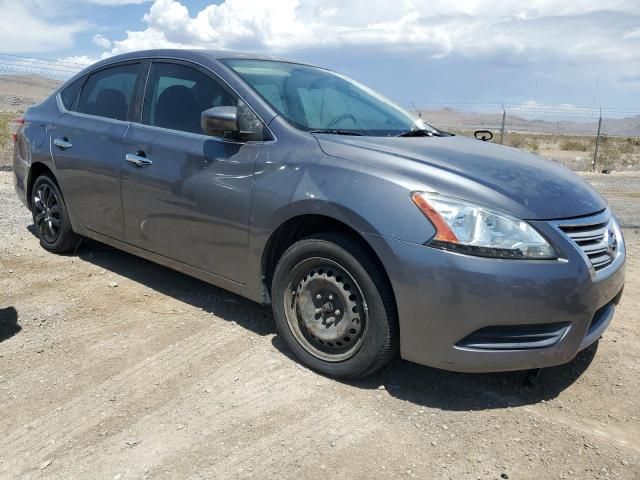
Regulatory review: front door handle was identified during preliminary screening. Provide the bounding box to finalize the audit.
[125,153,153,167]
[53,138,72,150]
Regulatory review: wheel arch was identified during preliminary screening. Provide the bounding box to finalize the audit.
[27,162,60,210]
[260,213,397,316]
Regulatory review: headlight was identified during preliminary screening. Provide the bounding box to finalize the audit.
[411,192,557,259]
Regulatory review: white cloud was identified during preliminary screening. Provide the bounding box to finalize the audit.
[111,28,202,55]
[92,34,112,49]
[516,100,595,113]
[0,0,87,53]
[57,55,97,66]
[103,0,640,69]
[624,28,640,39]
[84,0,150,4]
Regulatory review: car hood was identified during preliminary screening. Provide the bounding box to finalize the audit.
[316,134,607,220]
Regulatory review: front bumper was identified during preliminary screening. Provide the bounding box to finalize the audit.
[363,217,626,373]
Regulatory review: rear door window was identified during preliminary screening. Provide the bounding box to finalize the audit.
[142,62,236,135]
[60,77,84,111]
[76,63,140,121]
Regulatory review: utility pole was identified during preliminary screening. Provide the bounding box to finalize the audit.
[592,108,602,172]
[411,102,422,119]
[499,104,506,144]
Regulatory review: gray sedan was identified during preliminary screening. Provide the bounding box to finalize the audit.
[12,49,625,378]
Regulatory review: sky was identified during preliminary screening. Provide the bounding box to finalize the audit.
[2,0,640,109]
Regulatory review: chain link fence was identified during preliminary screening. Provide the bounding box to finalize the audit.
[0,54,81,109]
[2,54,640,172]
[414,103,640,172]
[0,54,85,168]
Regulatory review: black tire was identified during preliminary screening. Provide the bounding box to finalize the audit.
[272,232,398,379]
[31,175,80,254]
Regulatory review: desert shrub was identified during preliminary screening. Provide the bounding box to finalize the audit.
[618,139,635,155]
[595,135,625,169]
[0,113,13,150]
[507,133,526,149]
[504,133,543,153]
[559,138,589,151]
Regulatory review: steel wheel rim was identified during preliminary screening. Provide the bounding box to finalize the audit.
[33,183,61,244]
[283,257,368,362]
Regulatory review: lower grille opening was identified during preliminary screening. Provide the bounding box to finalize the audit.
[587,303,614,337]
[456,322,571,351]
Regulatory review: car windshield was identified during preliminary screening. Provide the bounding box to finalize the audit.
[223,59,436,137]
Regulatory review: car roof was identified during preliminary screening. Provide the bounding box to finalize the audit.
[90,49,317,69]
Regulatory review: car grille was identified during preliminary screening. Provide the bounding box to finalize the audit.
[556,212,616,271]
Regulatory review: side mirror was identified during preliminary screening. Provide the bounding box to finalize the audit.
[201,106,239,137]
[474,130,494,142]
[201,100,271,141]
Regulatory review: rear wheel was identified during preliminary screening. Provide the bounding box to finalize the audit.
[272,233,398,379]
[31,175,80,253]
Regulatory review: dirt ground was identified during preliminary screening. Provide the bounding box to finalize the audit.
[0,170,639,480]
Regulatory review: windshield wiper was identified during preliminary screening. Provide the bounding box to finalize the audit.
[310,129,363,136]
[396,129,439,137]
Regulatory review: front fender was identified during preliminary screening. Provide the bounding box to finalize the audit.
[242,139,437,303]
[252,142,436,244]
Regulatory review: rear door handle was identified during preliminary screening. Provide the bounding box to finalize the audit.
[53,138,72,150]
[125,153,153,167]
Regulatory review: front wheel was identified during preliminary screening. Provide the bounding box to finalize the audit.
[271,233,398,379]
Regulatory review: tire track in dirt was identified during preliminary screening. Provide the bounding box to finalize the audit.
[17,348,308,478]
[36,353,382,480]
[0,282,209,404]
[2,324,253,475]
